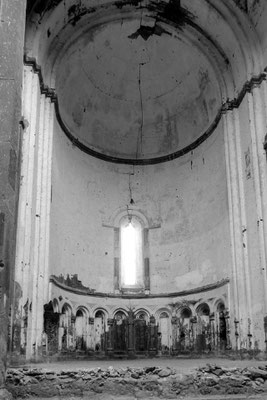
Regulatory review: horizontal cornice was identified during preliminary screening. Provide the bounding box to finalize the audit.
[50,274,230,299]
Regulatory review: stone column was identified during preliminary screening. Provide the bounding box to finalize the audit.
[148,315,157,355]
[88,317,94,351]
[70,315,76,350]
[247,85,267,348]
[223,77,267,352]
[209,313,215,352]
[223,109,252,349]
[224,310,231,350]
[190,316,197,352]
[127,311,135,357]
[234,318,239,351]
[171,316,178,354]
[0,0,26,386]
[106,318,114,356]
[14,64,55,359]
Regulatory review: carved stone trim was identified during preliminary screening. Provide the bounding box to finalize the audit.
[50,275,230,299]
[24,56,57,102]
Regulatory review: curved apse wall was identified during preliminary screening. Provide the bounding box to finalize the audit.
[49,116,231,295]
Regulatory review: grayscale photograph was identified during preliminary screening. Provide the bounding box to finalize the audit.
[1,1,267,399]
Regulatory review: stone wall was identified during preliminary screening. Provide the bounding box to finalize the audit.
[0,0,26,387]
[6,364,267,398]
[50,119,230,295]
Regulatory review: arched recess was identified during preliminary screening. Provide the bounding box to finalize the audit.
[135,309,150,322]
[112,310,128,353]
[176,306,193,353]
[59,299,73,314]
[195,302,211,352]
[75,306,89,351]
[93,309,108,352]
[14,0,267,360]
[113,309,128,320]
[157,310,171,353]
[59,303,73,351]
[52,298,60,313]
[214,300,228,350]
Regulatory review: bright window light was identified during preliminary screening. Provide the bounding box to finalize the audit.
[121,217,143,287]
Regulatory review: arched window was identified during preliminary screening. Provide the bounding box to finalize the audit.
[113,211,150,294]
[120,216,143,288]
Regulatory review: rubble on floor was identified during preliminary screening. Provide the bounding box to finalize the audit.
[6,363,267,398]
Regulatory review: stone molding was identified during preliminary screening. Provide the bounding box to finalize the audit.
[50,274,229,298]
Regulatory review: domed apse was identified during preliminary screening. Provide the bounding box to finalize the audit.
[11,0,267,364]
[55,15,221,162]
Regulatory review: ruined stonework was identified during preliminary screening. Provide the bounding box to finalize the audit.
[6,364,267,398]
[34,281,230,361]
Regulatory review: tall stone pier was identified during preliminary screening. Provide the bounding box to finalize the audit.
[0,0,26,388]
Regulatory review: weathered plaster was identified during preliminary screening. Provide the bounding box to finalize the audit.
[50,118,230,294]
[55,16,221,160]
[0,0,26,386]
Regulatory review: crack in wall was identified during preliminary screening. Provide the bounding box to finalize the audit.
[128,166,135,205]
[154,78,183,100]
[136,63,145,158]
[81,65,131,103]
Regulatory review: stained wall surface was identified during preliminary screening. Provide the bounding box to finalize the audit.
[49,118,230,294]
[0,0,26,385]
[55,16,221,161]
[248,0,267,63]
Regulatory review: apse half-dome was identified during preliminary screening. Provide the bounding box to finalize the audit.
[55,13,222,162]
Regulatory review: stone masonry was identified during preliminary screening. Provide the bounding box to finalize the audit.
[6,363,267,398]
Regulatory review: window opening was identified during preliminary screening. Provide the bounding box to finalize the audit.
[120,216,143,288]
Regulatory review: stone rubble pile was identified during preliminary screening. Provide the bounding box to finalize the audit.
[6,363,267,398]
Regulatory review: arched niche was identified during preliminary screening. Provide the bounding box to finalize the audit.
[94,309,107,352]
[158,311,171,353]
